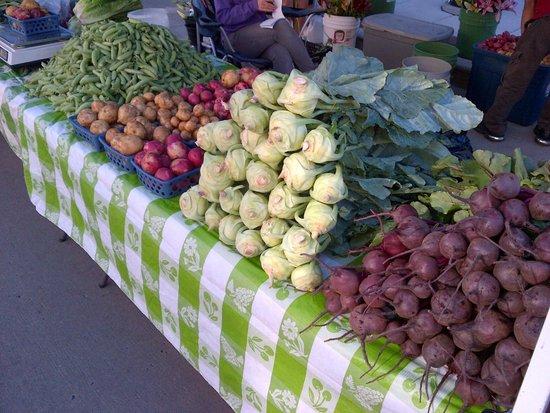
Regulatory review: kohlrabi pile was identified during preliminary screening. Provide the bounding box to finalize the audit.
[306,173,549,411]
[179,72,351,292]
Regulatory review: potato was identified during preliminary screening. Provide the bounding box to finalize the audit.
[143,106,157,122]
[170,116,180,128]
[117,104,139,125]
[91,101,106,113]
[176,109,191,122]
[172,95,184,105]
[180,130,192,141]
[192,129,198,139]
[210,116,219,122]
[155,91,174,110]
[199,115,210,126]
[130,96,146,107]
[143,92,155,102]
[184,120,197,133]
[178,101,192,111]
[105,128,121,145]
[157,108,171,119]
[172,129,180,136]
[146,101,157,109]
[98,103,118,124]
[124,120,147,139]
[134,116,148,125]
[111,134,144,156]
[153,126,171,143]
[89,120,110,135]
[193,104,205,117]
[190,116,199,124]
[142,121,155,139]
[77,109,97,127]
[204,110,214,117]
[113,123,125,132]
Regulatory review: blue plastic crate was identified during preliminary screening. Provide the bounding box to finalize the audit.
[132,142,200,198]
[98,136,135,172]
[466,44,550,127]
[68,116,104,152]
[6,13,60,37]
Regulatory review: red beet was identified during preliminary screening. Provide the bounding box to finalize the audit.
[187,148,205,167]
[155,167,174,181]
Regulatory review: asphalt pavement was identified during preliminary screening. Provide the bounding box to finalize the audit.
[0,135,231,412]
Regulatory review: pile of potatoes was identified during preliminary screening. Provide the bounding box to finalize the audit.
[76,91,219,156]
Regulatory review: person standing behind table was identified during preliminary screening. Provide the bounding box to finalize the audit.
[475,0,550,146]
[214,0,316,74]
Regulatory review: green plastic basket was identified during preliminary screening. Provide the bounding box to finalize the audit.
[414,41,459,68]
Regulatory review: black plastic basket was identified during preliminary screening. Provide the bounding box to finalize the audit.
[98,136,135,172]
[6,13,59,37]
[68,116,104,152]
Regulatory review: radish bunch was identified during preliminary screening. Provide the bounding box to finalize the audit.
[308,173,549,411]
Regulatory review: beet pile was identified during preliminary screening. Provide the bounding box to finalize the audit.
[308,173,550,411]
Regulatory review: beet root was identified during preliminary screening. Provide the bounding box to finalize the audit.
[473,310,512,346]
[431,288,473,326]
[514,312,544,350]
[528,190,550,221]
[362,249,389,275]
[494,337,532,375]
[439,232,468,260]
[397,216,430,249]
[481,356,522,397]
[462,271,500,307]
[497,291,525,318]
[455,379,490,409]
[522,284,550,317]
[494,260,525,292]
[533,232,550,263]
[519,259,550,284]
[488,172,521,201]
[393,289,420,319]
[422,334,455,368]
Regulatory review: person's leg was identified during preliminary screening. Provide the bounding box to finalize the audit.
[261,43,294,74]
[228,23,276,58]
[273,19,316,72]
[534,99,550,144]
[481,16,550,137]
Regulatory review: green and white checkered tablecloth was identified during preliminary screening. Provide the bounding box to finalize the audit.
[0,65,472,413]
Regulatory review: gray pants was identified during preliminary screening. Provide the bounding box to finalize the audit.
[484,16,550,135]
[228,20,315,74]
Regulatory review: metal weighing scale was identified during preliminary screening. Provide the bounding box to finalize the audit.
[0,24,72,66]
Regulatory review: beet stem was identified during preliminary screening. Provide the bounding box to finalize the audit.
[364,355,406,384]
[324,330,353,343]
[300,310,328,334]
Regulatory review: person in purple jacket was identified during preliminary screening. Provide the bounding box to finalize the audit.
[214,0,316,73]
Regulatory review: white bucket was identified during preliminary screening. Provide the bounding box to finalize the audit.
[128,8,170,28]
[323,14,359,47]
[402,56,452,82]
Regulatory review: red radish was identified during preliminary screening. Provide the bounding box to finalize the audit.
[165,134,183,146]
[141,153,161,175]
[180,88,192,99]
[204,101,214,112]
[528,191,550,221]
[167,141,189,160]
[200,90,214,102]
[134,150,146,166]
[234,81,249,91]
[143,140,165,155]
[193,84,206,95]
[488,173,521,200]
[155,167,174,181]
[170,159,194,175]
[187,148,205,167]
[514,312,544,350]
[159,154,171,168]
[188,93,200,106]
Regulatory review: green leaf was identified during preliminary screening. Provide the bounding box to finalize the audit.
[473,149,512,174]
[312,378,323,391]
[386,126,434,149]
[411,201,430,219]
[351,177,401,200]
[432,94,483,133]
[360,155,407,174]
[432,155,460,174]
[429,191,467,214]
[513,148,530,181]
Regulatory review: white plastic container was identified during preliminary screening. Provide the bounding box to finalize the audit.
[362,13,453,69]
[402,56,452,82]
[323,14,360,47]
[127,8,170,28]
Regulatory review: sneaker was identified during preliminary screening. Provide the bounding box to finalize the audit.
[534,125,550,146]
[474,122,505,142]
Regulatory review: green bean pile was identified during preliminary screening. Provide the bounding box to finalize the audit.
[26,20,216,114]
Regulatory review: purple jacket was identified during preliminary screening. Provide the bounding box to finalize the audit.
[214,0,267,33]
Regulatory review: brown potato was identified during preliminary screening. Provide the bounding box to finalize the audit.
[134,116,147,125]
[77,109,97,127]
[146,101,157,109]
[192,129,198,139]
[91,101,106,113]
[143,92,155,102]
[124,120,147,139]
[192,104,205,117]
[209,116,219,122]
[130,96,146,107]
[117,104,139,125]
[153,126,171,143]
[176,109,191,122]
[157,108,171,119]
[155,92,174,110]
[184,120,197,133]
[178,101,192,111]
[170,116,180,128]
[172,95,183,105]
[143,106,157,122]
[190,116,199,124]
[159,117,172,129]
[178,121,187,132]
[180,130,192,141]
[142,121,155,139]
[89,120,110,135]
[172,129,180,136]
[199,115,210,126]
[98,103,118,124]
[204,110,214,117]
[105,128,121,145]
[111,134,144,155]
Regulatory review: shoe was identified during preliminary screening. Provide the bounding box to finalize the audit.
[534,125,550,146]
[475,122,505,142]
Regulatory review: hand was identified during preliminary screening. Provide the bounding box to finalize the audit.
[258,0,276,12]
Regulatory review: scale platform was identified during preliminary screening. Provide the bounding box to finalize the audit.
[0,25,71,66]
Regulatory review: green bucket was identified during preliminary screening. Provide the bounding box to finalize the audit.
[456,9,499,60]
[367,0,396,15]
[414,41,459,67]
